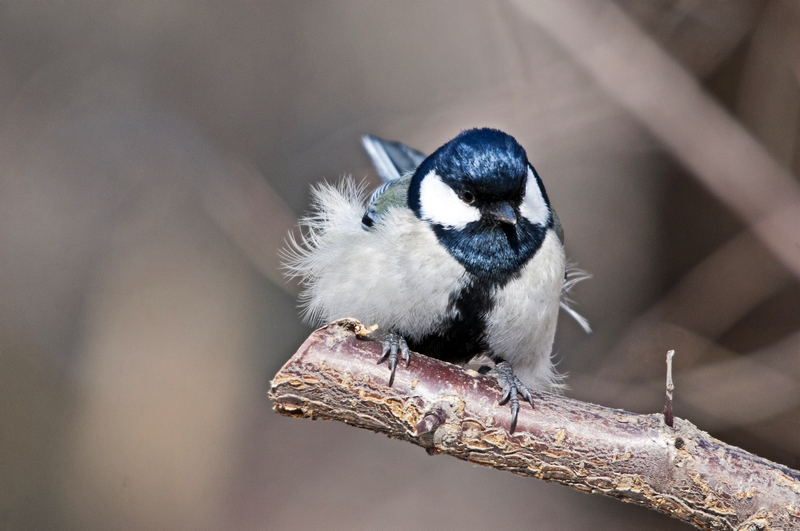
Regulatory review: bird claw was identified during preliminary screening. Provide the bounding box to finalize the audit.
[492,361,533,433]
[377,332,409,386]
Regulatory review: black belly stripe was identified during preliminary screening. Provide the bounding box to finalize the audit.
[407,220,551,364]
[407,274,494,364]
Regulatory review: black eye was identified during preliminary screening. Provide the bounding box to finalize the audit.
[460,190,475,204]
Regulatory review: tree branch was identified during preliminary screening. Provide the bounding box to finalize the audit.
[269,320,800,531]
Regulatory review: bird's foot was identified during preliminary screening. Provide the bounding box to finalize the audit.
[491,361,533,433]
[376,332,410,386]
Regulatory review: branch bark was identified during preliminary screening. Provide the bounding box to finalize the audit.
[269,320,800,531]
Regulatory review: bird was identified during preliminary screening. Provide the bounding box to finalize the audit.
[283,128,589,432]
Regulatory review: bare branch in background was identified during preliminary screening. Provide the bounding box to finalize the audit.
[572,324,800,435]
[269,321,800,531]
[594,232,789,381]
[617,0,761,78]
[596,231,794,379]
[510,0,800,279]
[736,1,800,166]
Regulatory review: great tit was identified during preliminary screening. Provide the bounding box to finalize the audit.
[284,128,588,432]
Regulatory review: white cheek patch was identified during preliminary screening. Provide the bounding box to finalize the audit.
[419,171,481,229]
[520,167,550,226]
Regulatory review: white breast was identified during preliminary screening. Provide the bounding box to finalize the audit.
[484,229,565,391]
[286,179,468,341]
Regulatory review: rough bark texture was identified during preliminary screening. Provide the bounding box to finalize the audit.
[269,320,800,531]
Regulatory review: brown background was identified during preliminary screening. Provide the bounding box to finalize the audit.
[1,1,799,530]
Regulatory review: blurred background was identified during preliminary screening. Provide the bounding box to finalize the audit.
[1,1,799,529]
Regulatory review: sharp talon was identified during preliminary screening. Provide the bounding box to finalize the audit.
[401,338,410,367]
[379,342,390,364]
[388,354,398,386]
[499,387,511,406]
[509,393,520,433]
[522,389,534,407]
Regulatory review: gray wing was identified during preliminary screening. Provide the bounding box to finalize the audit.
[360,134,425,228]
[361,174,413,228]
[361,134,426,183]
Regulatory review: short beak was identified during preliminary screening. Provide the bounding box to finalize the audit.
[486,202,517,226]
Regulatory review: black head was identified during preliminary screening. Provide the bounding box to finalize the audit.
[408,128,554,285]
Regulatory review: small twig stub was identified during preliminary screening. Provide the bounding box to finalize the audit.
[664,350,675,428]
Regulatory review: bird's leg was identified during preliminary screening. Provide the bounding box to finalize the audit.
[491,360,533,433]
[375,331,410,386]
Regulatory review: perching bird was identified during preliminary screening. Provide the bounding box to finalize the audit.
[284,128,589,432]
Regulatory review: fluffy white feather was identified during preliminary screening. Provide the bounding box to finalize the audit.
[485,229,566,391]
[283,178,468,341]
